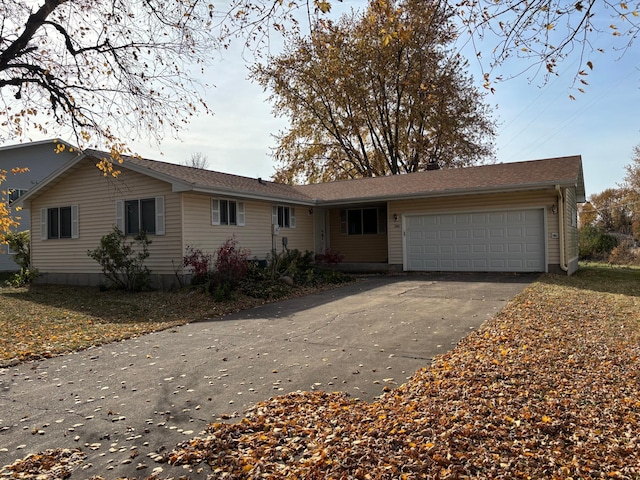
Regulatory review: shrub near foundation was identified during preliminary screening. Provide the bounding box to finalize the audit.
[208,237,250,300]
[88,227,152,292]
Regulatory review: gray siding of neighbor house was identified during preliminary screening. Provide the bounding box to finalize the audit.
[0,141,77,271]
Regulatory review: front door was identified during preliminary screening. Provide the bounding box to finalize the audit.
[313,208,327,255]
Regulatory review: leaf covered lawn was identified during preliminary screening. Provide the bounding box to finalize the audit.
[161,267,640,478]
[2,266,639,479]
[0,284,323,367]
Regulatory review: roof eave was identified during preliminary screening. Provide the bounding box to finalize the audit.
[190,186,315,205]
[0,137,73,153]
[313,181,577,207]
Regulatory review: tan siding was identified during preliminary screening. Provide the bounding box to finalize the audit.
[327,208,388,263]
[182,194,314,263]
[388,190,560,267]
[30,160,182,275]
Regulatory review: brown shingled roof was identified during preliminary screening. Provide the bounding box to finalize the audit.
[86,151,584,205]
[85,151,314,204]
[293,156,585,204]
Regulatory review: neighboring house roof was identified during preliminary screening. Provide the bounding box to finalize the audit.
[17,146,586,208]
[293,156,586,205]
[0,138,75,153]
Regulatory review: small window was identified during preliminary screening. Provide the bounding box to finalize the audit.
[7,188,28,205]
[272,205,296,228]
[41,205,79,240]
[212,199,245,226]
[343,207,386,235]
[48,206,73,239]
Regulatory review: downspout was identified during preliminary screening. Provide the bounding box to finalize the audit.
[555,185,569,272]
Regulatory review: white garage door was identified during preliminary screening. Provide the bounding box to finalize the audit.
[405,209,545,272]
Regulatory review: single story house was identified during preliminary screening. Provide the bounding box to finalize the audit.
[0,139,79,271]
[16,145,585,287]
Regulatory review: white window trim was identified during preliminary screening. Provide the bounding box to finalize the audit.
[272,205,296,229]
[211,198,245,226]
[40,205,79,240]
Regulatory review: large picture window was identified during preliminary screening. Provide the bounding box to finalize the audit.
[212,199,245,226]
[341,207,387,235]
[40,205,79,240]
[116,197,165,235]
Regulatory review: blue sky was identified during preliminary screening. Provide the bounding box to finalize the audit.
[126,3,640,199]
[9,1,640,197]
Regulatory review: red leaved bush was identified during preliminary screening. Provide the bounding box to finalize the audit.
[214,236,250,287]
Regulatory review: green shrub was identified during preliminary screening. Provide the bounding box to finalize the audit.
[579,226,618,261]
[212,281,233,302]
[6,268,39,287]
[1,230,38,287]
[3,230,31,270]
[237,249,351,300]
[87,227,152,291]
[265,249,315,282]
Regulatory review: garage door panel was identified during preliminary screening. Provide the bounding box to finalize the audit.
[406,209,545,273]
[456,259,472,268]
[456,245,471,254]
[472,244,487,254]
[473,259,488,268]
[507,243,523,253]
[456,215,472,225]
[525,243,542,253]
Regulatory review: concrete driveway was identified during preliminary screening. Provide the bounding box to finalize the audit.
[0,273,535,479]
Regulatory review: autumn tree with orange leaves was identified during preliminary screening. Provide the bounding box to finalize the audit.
[0,167,28,241]
[252,0,496,183]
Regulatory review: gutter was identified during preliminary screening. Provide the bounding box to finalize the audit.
[556,185,569,272]
[311,183,571,207]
